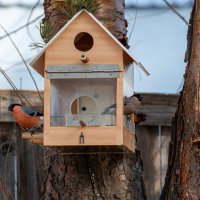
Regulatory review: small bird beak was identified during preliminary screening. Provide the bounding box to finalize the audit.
[8,105,14,111]
[8,105,12,111]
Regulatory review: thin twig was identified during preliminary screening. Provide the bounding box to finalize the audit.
[126,2,192,21]
[0,176,8,200]
[0,3,43,9]
[0,24,44,106]
[0,14,43,40]
[0,67,26,106]
[26,0,41,42]
[3,57,33,72]
[128,0,138,41]
[163,0,189,25]
[0,67,33,107]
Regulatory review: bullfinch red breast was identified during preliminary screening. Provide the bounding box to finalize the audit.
[8,104,43,133]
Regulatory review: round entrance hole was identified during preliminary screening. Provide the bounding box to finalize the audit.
[74,32,93,52]
[71,96,97,115]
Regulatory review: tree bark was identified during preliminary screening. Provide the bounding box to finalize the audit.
[42,0,128,46]
[160,1,200,199]
[42,148,146,199]
[42,0,146,199]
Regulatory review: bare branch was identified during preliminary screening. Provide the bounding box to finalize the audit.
[26,0,41,42]
[0,67,32,107]
[163,0,189,25]
[0,176,8,200]
[128,0,138,41]
[0,24,44,106]
[0,14,43,40]
[0,3,43,9]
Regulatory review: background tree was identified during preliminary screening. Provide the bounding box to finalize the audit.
[41,0,146,199]
[160,1,200,199]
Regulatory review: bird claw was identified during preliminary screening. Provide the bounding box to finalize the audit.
[29,128,37,136]
[21,128,27,133]
[20,127,38,136]
[126,116,130,121]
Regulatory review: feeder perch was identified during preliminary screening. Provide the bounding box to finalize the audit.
[80,55,88,63]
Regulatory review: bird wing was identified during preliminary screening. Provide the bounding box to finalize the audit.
[124,97,130,105]
[101,104,116,115]
[22,107,43,116]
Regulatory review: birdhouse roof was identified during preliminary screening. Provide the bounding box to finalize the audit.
[30,9,149,77]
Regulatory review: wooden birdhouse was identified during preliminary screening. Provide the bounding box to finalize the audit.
[30,9,148,152]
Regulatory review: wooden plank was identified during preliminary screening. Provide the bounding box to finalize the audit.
[44,126,123,146]
[123,128,135,152]
[21,133,43,145]
[44,74,50,130]
[136,93,179,126]
[32,53,44,77]
[22,133,43,139]
[29,139,43,145]
[136,126,161,200]
[116,75,123,127]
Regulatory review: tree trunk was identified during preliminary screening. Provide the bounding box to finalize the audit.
[42,148,146,199]
[160,1,200,199]
[42,0,128,46]
[42,0,146,199]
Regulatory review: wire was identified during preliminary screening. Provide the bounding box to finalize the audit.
[0,24,44,106]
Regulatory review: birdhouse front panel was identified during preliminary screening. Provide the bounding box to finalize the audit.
[44,11,124,69]
[50,78,117,127]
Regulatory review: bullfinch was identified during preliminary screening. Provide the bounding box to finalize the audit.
[101,94,143,115]
[101,94,146,123]
[8,104,43,133]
